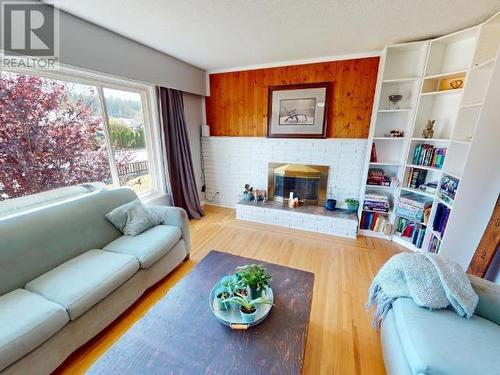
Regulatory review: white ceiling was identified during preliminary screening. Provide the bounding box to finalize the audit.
[46,0,500,71]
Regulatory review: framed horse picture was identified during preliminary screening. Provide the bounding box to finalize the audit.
[267,82,331,138]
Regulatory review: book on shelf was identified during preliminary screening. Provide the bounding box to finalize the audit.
[440,175,459,200]
[419,181,438,195]
[364,191,390,213]
[365,191,390,202]
[360,211,387,231]
[428,235,441,254]
[367,168,391,186]
[433,203,451,238]
[395,217,426,249]
[397,193,433,224]
[406,168,428,188]
[412,144,446,168]
[399,192,433,209]
[370,143,378,162]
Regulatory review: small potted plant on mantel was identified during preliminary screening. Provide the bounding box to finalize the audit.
[227,293,273,323]
[236,264,272,299]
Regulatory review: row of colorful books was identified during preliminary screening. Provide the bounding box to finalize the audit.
[428,235,441,254]
[412,144,446,168]
[395,217,426,248]
[396,193,432,224]
[360,211,388,231]
[363,191,390,213]
[432,203,451,238]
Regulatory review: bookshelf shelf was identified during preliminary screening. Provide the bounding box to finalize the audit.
[369,161,401,166]
[420,88,464,96]
[406,164,443,172]
[378,109,412,113]
[393,234,423,252]
[436,196,453,209]
[382,77,420,83]
[365,184,397,190]
[460,102,482,109]
[424,70,468,80]
[400,187,436,199]
[472,57,495,70]
[362,209,393,215]
[432,229,443,241]
[358,229,391,239]
[373,137,405,140]
[410,137,451,142]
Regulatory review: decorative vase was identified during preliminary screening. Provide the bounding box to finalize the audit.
[240,308,257,323]
[325,199,337,211]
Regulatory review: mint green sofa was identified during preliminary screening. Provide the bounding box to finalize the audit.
[0,188,190,374]
[381,275,500,375]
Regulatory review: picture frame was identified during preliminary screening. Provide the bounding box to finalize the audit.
[267,82,331,138]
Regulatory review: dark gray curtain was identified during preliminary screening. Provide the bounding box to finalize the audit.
[157,86,204,219]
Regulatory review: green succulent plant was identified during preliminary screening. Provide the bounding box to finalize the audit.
[345,198,359,205]
[226,293,273,313]
[235,264,272,291]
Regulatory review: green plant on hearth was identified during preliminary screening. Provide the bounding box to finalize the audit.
[345,198,359,212]
[235,264,272,299]
[345,198,359,205]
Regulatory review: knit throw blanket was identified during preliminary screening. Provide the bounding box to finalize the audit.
[367,252,479,327]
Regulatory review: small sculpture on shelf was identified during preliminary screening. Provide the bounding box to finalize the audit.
[242,184,254,201]
[386,129,404,138]
[422,120,435,139]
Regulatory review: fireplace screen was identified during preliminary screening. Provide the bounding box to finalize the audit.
[268,163,329,205]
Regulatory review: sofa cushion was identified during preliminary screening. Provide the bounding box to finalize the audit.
[0,289,69,370]
[25,250,139,320]
[392,297,500,375]
[104,225,182,268]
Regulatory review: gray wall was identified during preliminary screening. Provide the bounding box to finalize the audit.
[57,10,207,96]
[183,93,204,202]
[8,0,207,95]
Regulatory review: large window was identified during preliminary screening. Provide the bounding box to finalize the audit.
[0,69,161,204]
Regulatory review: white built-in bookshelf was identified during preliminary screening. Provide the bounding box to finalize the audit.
[359,11,500,263]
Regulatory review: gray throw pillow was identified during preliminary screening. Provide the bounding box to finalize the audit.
[105,199,162,236]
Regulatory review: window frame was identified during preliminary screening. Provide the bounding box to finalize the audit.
[1,62,166,200]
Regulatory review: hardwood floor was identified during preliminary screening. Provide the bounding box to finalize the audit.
[54,205,403,375]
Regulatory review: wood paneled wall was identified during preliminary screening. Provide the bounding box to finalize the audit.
[205,57,379,138]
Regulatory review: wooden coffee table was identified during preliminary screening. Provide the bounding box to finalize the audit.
[87,250,315,374]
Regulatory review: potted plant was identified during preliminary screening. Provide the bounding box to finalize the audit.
[235,264,272,299]
[345,198,359,212]
[226,293,273,323]
[214,287,231,311]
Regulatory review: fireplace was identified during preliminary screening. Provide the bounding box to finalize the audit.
[268,163,329,205]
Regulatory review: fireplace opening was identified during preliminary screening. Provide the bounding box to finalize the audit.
[268,163,329,205]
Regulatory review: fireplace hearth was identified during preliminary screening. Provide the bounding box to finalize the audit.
[268,163,329,206]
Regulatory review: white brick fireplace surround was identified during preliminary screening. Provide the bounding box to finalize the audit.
[201,137,367,208]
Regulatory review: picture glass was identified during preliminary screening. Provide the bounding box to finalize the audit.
[268,83,330,138]
[279,98,316,126]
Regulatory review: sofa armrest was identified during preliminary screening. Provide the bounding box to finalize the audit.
[468,274,500,325]
[149,206,190,254]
